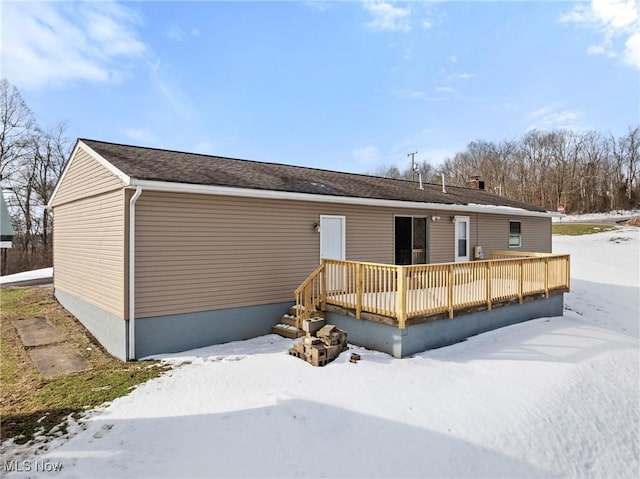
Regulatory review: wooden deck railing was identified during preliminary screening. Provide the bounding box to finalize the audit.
[293,263,324,324]
[294,252,570,329]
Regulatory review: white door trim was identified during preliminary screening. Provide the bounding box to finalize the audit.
[454,215,470,262]
[319,215,346,261]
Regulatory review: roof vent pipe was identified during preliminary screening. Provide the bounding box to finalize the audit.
[441,174,446,193]
[418,172,424,190]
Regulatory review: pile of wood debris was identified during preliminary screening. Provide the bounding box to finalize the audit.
[288,318,348,367]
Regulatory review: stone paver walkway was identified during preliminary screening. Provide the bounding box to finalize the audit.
[27,344,89,379]
[12,318,89,379]
[13,317,65,346]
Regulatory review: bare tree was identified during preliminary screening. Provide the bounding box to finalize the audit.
[379,127,640,213]
[617,127,640,204]
[1,80,71,274]
[32,123,69,254]
[0,79,36,184]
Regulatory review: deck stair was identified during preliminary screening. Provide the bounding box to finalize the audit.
[272,305,325,339]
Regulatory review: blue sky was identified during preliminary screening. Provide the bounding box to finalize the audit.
[2,1,639,173]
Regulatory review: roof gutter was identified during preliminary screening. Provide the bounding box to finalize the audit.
[128,186,143,360]
[128,179,552,218]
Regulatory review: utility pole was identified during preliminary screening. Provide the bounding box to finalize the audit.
[408,152,418,181]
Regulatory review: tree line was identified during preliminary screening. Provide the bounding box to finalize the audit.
[374,127,640,214]
[1,79,71,275]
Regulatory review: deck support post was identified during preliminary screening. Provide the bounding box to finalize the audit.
[486,261,492,311]
[544,257,549,298]
[304,287,311,320]
[355,263,363,319]
[397,267,407,329]
[447,264,454,319]
[518,261,524,304]
[320,260,326,311]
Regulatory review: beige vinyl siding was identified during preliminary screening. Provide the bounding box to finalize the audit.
[475,213,551,254]
[135,192,440,318]
[520,216,551,252]
[476,214,509,253]
[53,189,125,318]
[429,217,455,263]
[423,211,551,263]
[134,191,551,318]
[51,147,123,207]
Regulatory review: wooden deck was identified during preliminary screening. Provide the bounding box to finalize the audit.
[294,251,570,329]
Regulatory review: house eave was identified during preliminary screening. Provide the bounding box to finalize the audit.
[128,179,553,218]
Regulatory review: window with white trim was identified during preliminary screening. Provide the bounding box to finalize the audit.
[509,221,522,247]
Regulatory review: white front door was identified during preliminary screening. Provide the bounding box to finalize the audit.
[454,216,470,262]
[320,215,345,260]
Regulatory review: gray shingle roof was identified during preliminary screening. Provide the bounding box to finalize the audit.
[81,139,546,213]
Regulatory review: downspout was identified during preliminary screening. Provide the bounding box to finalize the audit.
[128,186,143,360]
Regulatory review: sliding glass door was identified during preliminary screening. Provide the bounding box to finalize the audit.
[394,216,428,265]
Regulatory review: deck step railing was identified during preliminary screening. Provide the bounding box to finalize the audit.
[294,252,570,329]
[293,263,325,327]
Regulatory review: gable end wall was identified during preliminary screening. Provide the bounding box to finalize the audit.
[51,146,124,207]
[52,145,126,320]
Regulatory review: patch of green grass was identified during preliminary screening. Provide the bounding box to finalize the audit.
[1,287,168,444]
[552,223,618,236]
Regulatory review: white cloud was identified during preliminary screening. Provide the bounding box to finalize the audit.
[304,1,332,12]
[397,85,481,104]
[450,72,475,80]
[149,61,196,120]
[395,89,449,102]
[624,32,640,68]
[586,43,616,56]
[396,90,427,100]
[592,0,638,28]
[422,19,433,29]
[166,25,201,41]
[450,55,458,63]
[527,106,584,130]
[166,26,186,41]
[435,86,456,93]
[1,1,146,90]
[363,2,411,33]
[559,0,639,69]
[2,2,196,121]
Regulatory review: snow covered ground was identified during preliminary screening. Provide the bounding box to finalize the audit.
[552,209,640,223]
[2,227,639,478]
[0,267,52,284]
